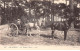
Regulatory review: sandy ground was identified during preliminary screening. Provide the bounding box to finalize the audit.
[0,24,80,46]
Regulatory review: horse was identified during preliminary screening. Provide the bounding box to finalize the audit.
[25,22,40,36]
[49,18,72,41]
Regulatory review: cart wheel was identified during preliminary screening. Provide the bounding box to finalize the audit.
[8,23,18,36]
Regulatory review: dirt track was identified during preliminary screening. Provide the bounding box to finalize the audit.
[0,24,80,46]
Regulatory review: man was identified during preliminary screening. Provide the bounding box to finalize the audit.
[16,19,23,30]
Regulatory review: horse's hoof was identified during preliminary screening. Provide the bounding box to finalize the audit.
[64,39,66,41]
[9,35,12,37]
[14,35,18,37]
[7,34,9,36]
[26,34,28,36]
[38,36,40,37]
[30,35,31,37]
[26,34,29,37]
[38,34,40,36]
[50,38,53,40]
[50,38,52,39]
[30,34,31,36]
[36,34,40,36]
[7,34,12,37]
[27,35,29,37]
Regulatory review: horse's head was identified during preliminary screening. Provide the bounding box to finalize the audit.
[67,17,75,28]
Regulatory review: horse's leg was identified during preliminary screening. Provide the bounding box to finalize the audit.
[27,28,31,36]
[26,28,30,37]
[51,30,55,39]
[37,27,40,36]
[64,30,68,41]
[37,29,40,36]
[25,28,28,36]
[29,32,32,36]
[29,28,32,36]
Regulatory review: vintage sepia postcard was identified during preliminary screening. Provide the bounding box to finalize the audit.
[0,0,80,50]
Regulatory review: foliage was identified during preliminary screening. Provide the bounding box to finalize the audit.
[0,0,80,24]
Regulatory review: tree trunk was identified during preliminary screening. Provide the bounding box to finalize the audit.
[34,4,36,27]
[69,0,74,28]
[0,16,1,25]
[2,1,6,24]
[70,0,74,11]
[29,4,31,21]
[52,0,54,23]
